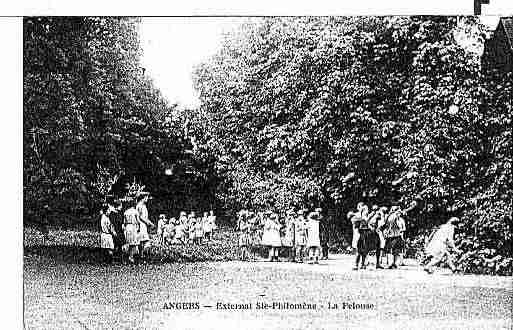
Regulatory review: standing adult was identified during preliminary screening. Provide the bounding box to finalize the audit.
[316,208,329,260]
[306,211,321,264]
[123,199,140,264]
[109,200,125,259]
[424,217,461,274]
[348,202,366,253]
[136,193,154,262]
[261,211,282,262]
[367,205,385,269]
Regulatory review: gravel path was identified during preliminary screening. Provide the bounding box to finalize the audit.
[24,254,512,329]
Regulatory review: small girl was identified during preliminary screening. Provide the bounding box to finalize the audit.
[194,217,204,245]
[306,211,321,264]
[100,204,117,263]
[157,214,167,245]
[173,220,186,245]
[202,212,212,241]
[163,217,176,246]
[261,212,282,262]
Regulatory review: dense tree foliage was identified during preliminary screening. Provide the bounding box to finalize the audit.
[193,17,512,274]
[23,17,217,228]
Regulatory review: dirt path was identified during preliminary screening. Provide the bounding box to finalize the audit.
[24,254,512,329]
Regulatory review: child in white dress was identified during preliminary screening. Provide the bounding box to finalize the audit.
[306,212,321,264]
[100,204,117,263]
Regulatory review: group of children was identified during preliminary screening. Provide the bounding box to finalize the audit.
[347,201,416,270]
[236,208,328,264]
[99,193,460,273]
[99,193,154,264]
[99,191,218,264]
[156,210,218,246]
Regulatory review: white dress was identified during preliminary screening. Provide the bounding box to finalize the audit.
[100,214,115,249]
[261,219,282,247]
[136,202,150,242]
[307,219,320,248]
[350,215,361,249]
[426,223,455,258]
[123,208,140,245]
[203,216,212,233]
[208,215,217,230]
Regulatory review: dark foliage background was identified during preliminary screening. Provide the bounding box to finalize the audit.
[23,17,219,230]
[192,17,512,275]
[23,17,512,274]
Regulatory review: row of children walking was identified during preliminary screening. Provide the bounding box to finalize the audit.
[237,208,328,264]
[156,211,217,246]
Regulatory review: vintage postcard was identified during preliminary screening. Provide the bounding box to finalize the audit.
[17,1,513,329]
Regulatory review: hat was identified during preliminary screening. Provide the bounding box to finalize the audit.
[449,217,460,224]
[372,205,379,211]
[314,207,322,213]
[159,214,166,219]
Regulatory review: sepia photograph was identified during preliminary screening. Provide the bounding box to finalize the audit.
[21,8,512,330]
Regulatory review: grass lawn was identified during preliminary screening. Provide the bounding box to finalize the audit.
[24,228,512,330]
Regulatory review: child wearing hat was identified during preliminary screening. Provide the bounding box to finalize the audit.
[123,199,140,264]
[306,211,321,264]
[384,206,405,269]
[261,211,282,261]
[163,217,176,246]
